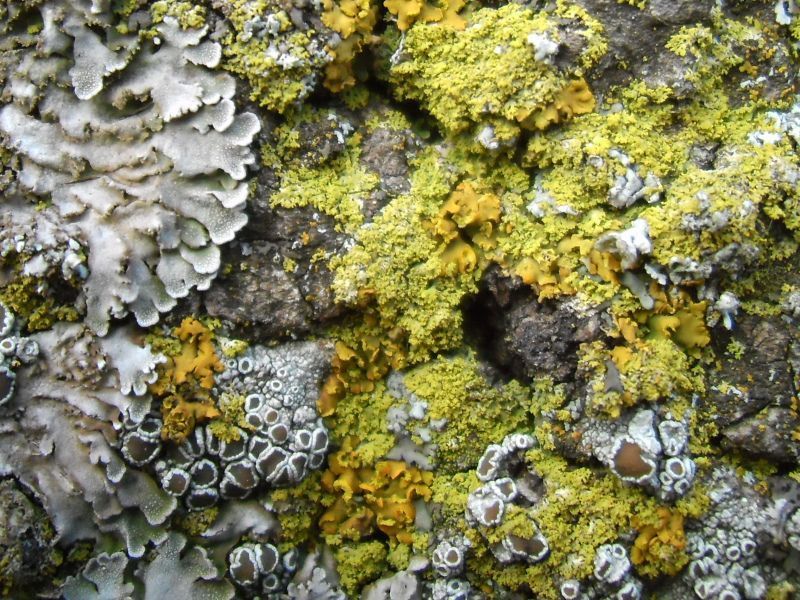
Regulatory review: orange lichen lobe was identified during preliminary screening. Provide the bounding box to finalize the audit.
[171,317,224,388]
[516,79,596,131]
[512,236,598,300]
[319,438,432,543]
[160,394,221,443]
[384,0,466,32]
[631,507,688,577]
[323,0,376,37]
[430,182,502,274]
[317,322,406,416]
[151,317,225,443]
[322,0,378,91]
[642,284,710,350]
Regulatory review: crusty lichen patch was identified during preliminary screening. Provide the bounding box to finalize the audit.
[330,147,474,362]
[269,132,379,235]
[402,353,534,472]
[389,3,605,140]
[221,0,334,112]
[458,448,708,598]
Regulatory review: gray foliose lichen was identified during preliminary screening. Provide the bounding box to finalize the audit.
[3,0,800,599]
[0,2,259,335]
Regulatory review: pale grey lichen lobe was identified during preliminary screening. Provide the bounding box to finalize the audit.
[0,3,260,335]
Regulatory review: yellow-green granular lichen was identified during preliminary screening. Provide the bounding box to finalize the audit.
[269,133,379,235]
[216,336,249,358]
[664,9,793,100]
[282,257,297,273]
[386,541,412,571]
[727,256,800,318]
[463,448,707,599]
[506,61,800,315]
[725,339,746,360]
[430,471,479,529]
[577,337,705,417]
[0,276,81,333]
[175,507,219,537]
[363,104,415,136]
[261,112,306,173]
[329,148,476,362]
[326,383,396,464]
[149,1,206,29]
[206,392,254,442]
[341,84,371,110]
[767,581,799,600]
[269,472,325,549]
[402,353,534,472]
[529,377,570,418]
[221,0,331,113]
[333,541,387,595]
[643,142,799,271]
[113,0,146,19]
[144,328,184,358]
[389,3,604,138]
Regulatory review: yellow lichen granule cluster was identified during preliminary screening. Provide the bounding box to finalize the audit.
[389,4,604,141]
